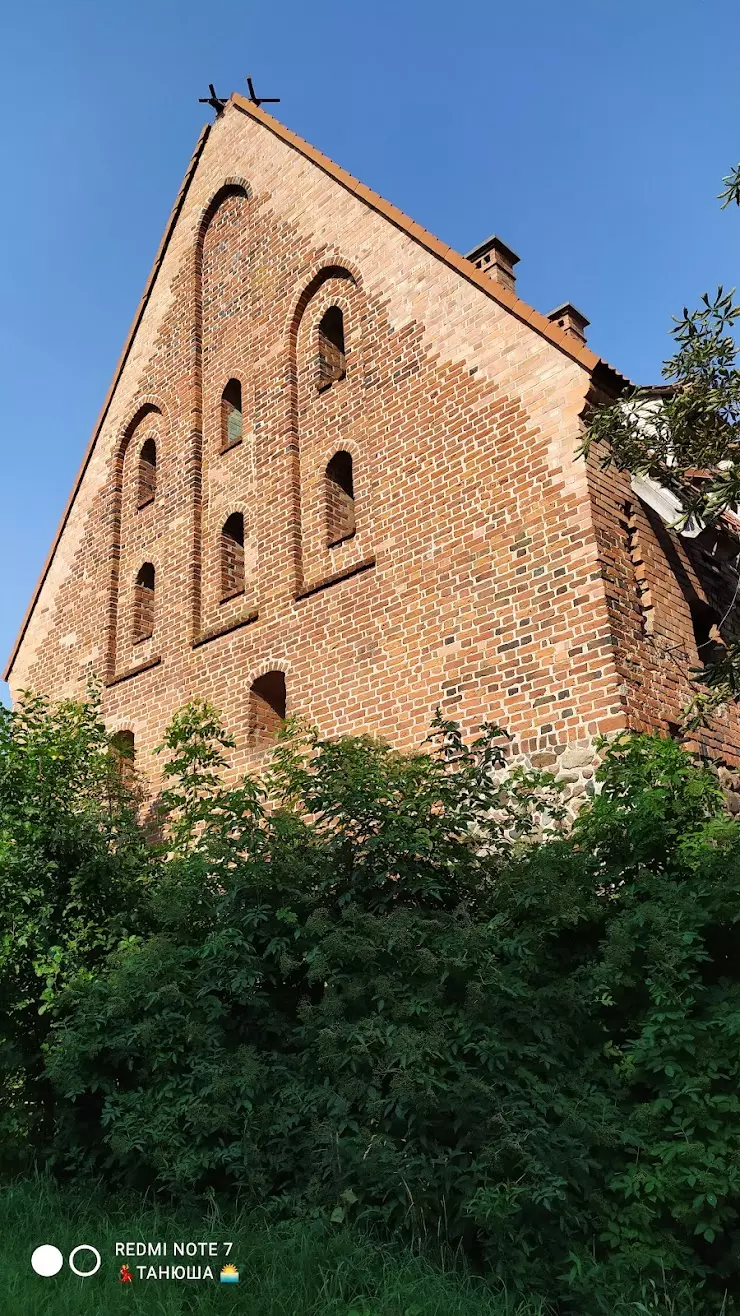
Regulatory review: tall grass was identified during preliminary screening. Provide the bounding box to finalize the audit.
[0,1176,541,1316]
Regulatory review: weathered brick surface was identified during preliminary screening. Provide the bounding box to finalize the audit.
[12,99,734,788]
[587,447,740,769]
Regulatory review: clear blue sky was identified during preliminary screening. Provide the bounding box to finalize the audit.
[1,0,739,703]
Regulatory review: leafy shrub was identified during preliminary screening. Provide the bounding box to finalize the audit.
[0,690,152,1168]
[3,694,740,1311]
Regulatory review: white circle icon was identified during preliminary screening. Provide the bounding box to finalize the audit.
[69,1245,101,1277]
[31,1245,64,1277]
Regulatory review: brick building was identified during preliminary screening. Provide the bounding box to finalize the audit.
[6,94,740,795]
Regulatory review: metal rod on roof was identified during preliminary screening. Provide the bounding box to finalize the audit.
[246,75,280,106]
[198,84,227,116]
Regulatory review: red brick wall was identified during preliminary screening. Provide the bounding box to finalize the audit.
[9,104,630,789]
[587,442,740,769]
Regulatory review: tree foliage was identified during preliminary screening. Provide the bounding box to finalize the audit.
[0,689,153,1165]
[719,163,740,210]
[2,697,740,1311]
[585,288,740,529]
[583,166,740,729]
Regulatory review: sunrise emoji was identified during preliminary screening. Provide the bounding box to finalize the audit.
[220,1264,239,1284]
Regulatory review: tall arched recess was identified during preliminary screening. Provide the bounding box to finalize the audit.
[191,181,252,641]
[285,264,359,593]
[105,403,163,681]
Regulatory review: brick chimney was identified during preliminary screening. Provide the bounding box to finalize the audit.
[547,302,589,345]
[465,235,520,293]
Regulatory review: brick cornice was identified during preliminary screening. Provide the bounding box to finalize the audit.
[105,654,162,687]
[192,611,259,648]
[295,556,376,600]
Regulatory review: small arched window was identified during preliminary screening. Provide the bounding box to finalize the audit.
[325,451,356,546]
[133,563,155,643]
[690,600,725,668]
[111,729,135,784]
[317,307,346,390]
[221,379,243,451]
[248,671,286,747]
[221,513,245,600]
[137,438,157,507]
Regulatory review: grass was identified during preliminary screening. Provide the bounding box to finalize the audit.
[0,1175,542,1316]
[1,1177,724,1316]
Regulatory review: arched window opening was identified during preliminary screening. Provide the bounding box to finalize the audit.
[317,306,346,390]
[325,451,356,546]
[690,600,725,668]
[137,438,157,507]
[133,563,155,643]
[221,379,243,450]
[221,513,245,600]
[248,671,286,747]
[111,730,135,784]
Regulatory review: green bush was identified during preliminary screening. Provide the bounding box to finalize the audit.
[0,690,153,1168]
[2,693,740,1311]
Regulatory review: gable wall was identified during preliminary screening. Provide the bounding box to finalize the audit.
[9,104,627,790]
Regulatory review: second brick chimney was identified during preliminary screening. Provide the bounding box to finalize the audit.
[465,235,520,293]
[547,302,589,345]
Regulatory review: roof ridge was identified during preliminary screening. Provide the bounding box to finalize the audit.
[5,97,631,686]
[229,92,602,372]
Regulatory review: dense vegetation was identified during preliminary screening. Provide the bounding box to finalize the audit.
[584,160,740,730]
[2,691,740,1313]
